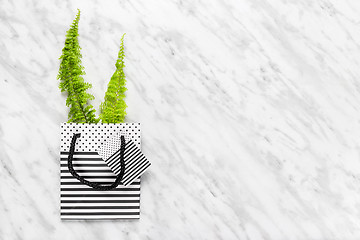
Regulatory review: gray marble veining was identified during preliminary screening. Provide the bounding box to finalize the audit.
[1,0,360,239]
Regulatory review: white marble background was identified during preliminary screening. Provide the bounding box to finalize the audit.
[1,0,360,239]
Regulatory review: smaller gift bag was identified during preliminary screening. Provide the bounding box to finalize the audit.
[97,132,150,186]
[60,123,150,220]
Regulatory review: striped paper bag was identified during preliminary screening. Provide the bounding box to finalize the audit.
[60,123,145,220]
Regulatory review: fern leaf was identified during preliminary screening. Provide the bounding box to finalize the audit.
[100,34,127,123]
[57,9,98,123]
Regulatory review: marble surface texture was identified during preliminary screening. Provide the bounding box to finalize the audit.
[1,0,360,239]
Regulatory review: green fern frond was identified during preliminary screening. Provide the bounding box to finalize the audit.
[57,9,99,123]
[100,34,127,123]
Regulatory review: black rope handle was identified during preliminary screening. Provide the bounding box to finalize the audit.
[67,133,125,191]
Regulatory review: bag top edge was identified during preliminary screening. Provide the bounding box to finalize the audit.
[60,122,140,125]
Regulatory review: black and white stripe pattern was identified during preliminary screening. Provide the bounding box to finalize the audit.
[60,152,141,219]
[101,139,151,186]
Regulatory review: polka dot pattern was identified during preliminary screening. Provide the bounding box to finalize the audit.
[60,123,141,152]
[98,132,131,160]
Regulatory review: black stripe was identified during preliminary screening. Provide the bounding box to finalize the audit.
[61,188,140,191]
[123,158,147,178]
[61,200,140,203]
[123,162,150,185]
[61,194,140,197]
[124,156,146,174]
[61,182,115,185]
[61,206,139,209]
[105,149,122,166]
[105,141,131,163]
[109,144,137,166]
[107,155,122,169]
[61,176,117,179]
[60,158,104,161]
[107,144,137,169]
[123,168,148,186]
[60,152,98,155]
[60,181,140,185]
[60,176,141,180]
[123,161,149,184]
[61,212,139,215]
[123,144,139,159]
[60,164,108,167]
[118,150,143,172]
[60,170,113,173]
[112,151,143,174]
[123,145,140,160]
[106,141,133,164]
[122,142,136,154]
[124,152,145,169]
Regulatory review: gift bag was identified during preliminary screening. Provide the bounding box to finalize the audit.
[60,123,150,220]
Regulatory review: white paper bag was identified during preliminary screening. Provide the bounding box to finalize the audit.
[60,123,146,220]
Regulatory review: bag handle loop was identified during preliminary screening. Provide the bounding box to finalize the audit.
[67,133,125,191]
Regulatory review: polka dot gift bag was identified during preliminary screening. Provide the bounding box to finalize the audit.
[60,123,151,220]
[56,10,152,220]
